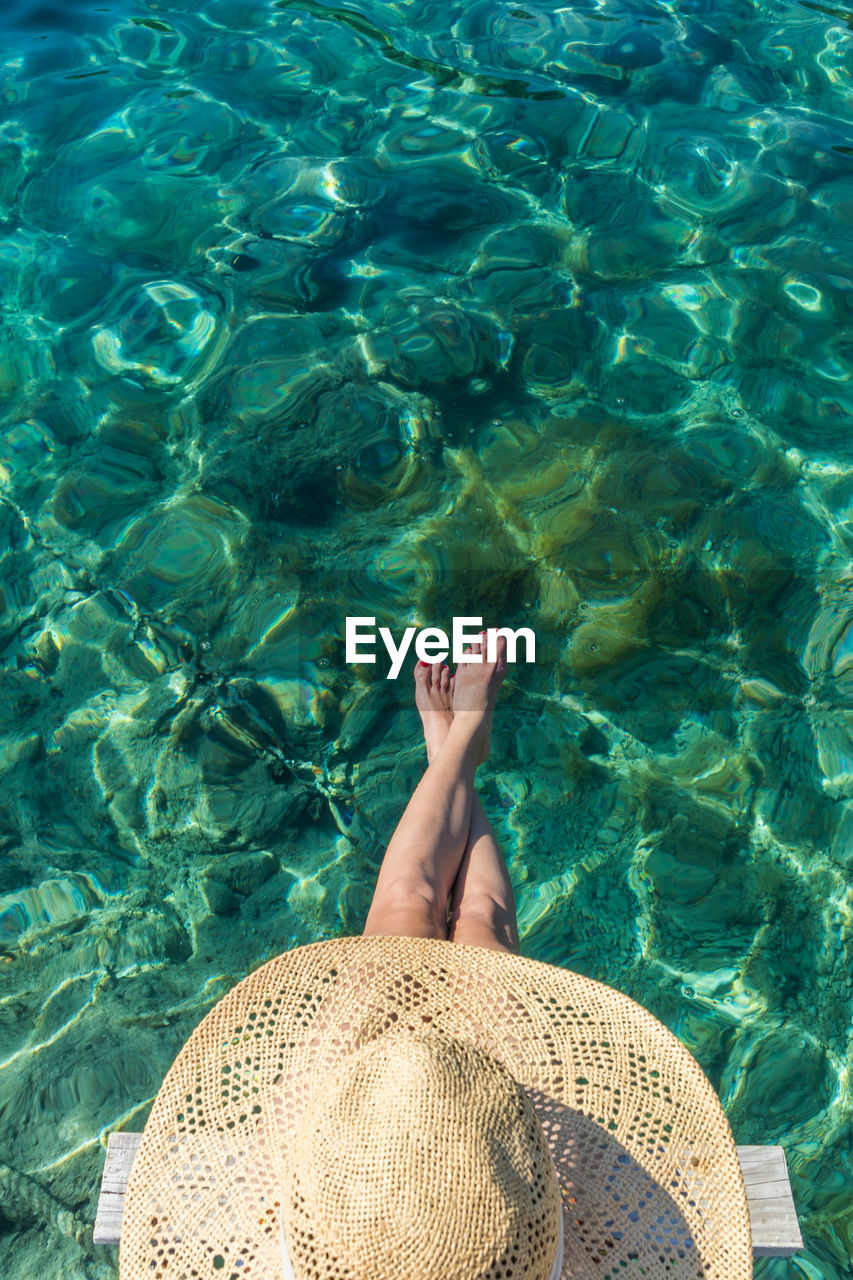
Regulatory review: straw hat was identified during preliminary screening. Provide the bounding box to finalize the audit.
[119,935,752,1280]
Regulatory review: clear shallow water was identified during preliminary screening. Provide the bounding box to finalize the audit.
[0,0,851,1274]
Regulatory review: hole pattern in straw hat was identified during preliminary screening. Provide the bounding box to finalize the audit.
[119,936,752,1280]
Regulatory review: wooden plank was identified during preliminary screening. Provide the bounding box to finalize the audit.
[737,1145,803,1257]
[93,1134,802,1256]
[93,1132,142,1245]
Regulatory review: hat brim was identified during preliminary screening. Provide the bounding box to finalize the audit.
[119,935,752,1280]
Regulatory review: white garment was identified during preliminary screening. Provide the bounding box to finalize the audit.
[278,1199,565,1280]
[278,1209,296,1280]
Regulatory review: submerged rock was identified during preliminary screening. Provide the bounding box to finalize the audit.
[361,290,508,389]
[117,493,247,626]
[198,850,278,916]
[0,874,105,952]
[91,279,225,391]
[0,1163,86,1242]
[722,1027,836,1138]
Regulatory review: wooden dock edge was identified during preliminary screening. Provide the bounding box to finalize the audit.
[94,1133,803,1256]
[738,1143,802,1257]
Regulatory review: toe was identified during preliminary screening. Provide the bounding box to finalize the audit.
[430,661,443,688]
[414,659,429,684]
[439,665,450,694]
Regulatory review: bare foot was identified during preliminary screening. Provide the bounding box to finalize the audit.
[451,632,507,763]
[414,661,455,763]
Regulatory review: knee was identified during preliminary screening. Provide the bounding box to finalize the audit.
[447,892,511,935]
[447,893,519,952]
[369,876,447,930]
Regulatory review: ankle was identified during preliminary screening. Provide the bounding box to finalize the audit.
[446,714,487,760]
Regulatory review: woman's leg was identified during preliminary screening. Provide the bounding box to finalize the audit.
[446,794,520,954]
[412,661,519,953]
[362,636,507,943]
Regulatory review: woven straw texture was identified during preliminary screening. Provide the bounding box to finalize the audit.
[119,935,753,1280]
[278,1029,563,1280]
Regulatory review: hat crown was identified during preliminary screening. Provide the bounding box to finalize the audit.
[280,1026,563,1280]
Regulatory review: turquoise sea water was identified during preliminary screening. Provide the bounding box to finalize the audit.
[0,0,851,1274]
